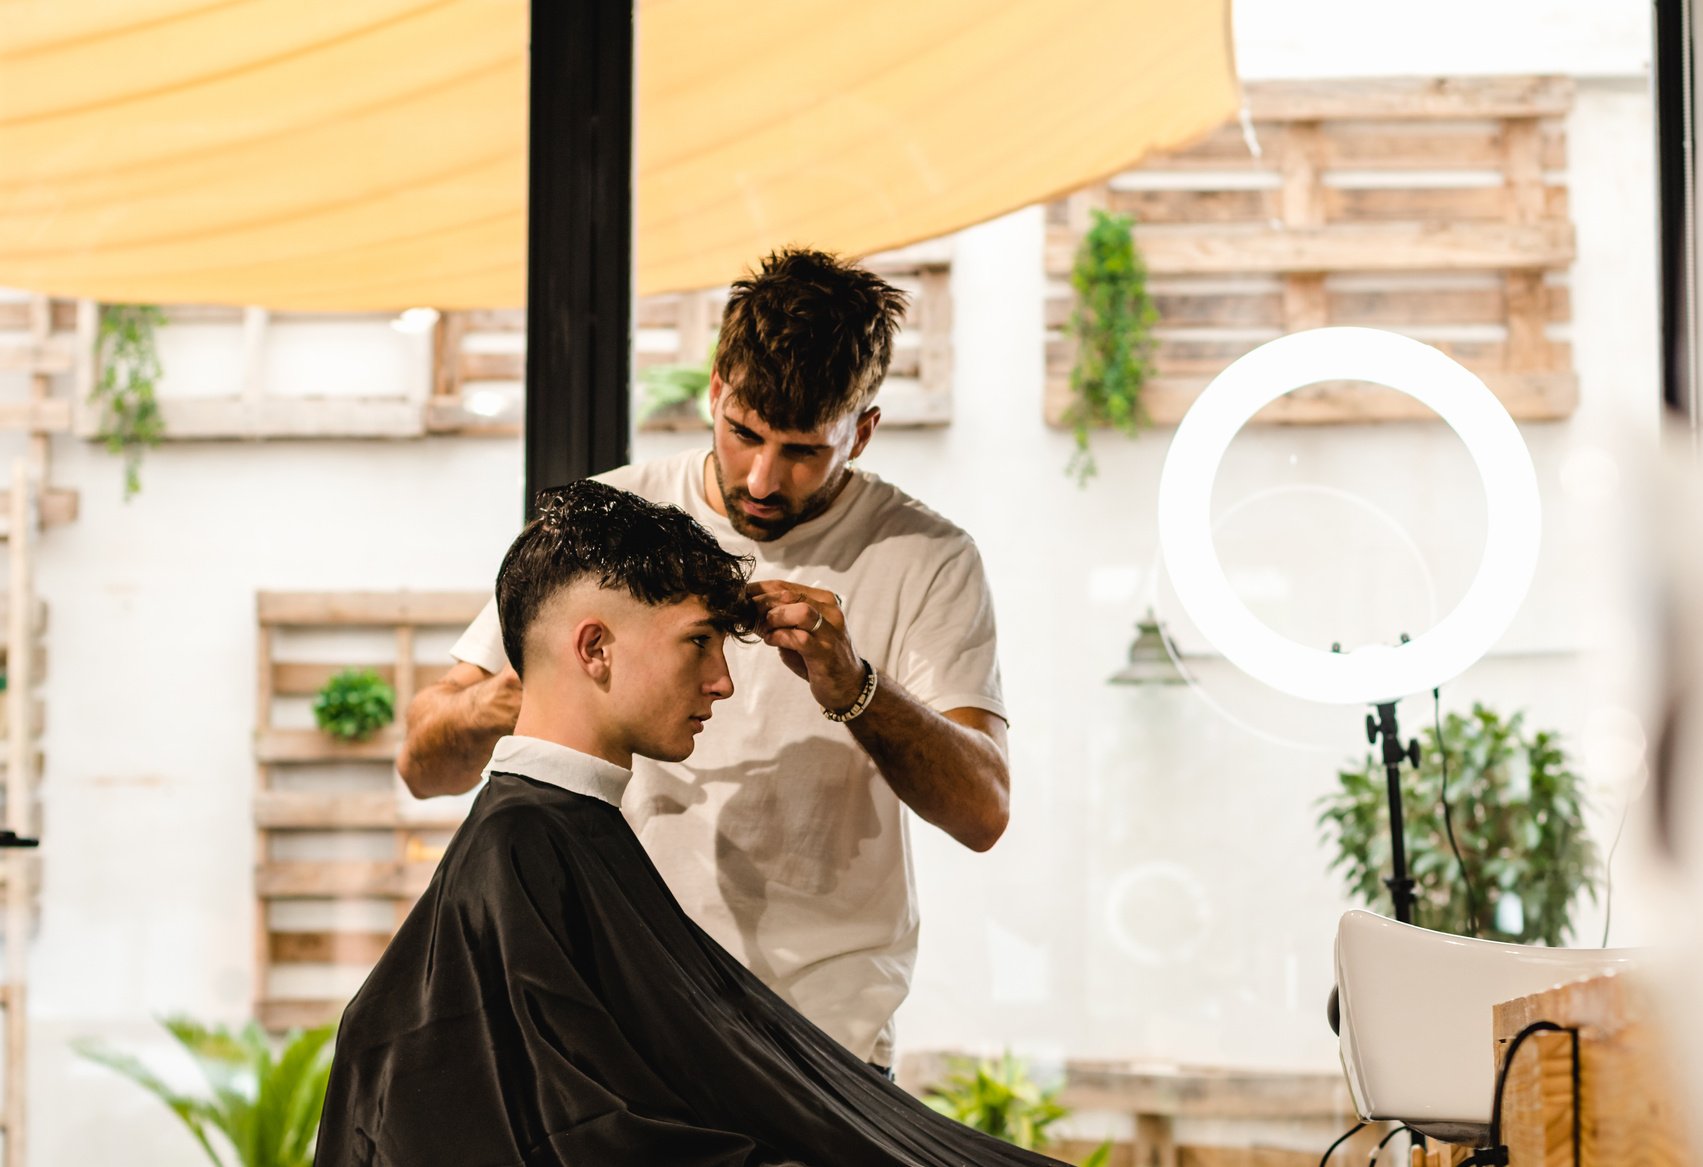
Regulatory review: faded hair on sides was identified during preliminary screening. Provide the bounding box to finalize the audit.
[496,480,757,680]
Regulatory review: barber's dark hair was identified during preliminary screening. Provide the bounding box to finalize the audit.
[713,247,909,432]
[496,481,757,680]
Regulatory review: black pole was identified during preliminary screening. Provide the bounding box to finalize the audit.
[1657,0,1697,425]
[1367,702,1420,925]
[523,0,634,518]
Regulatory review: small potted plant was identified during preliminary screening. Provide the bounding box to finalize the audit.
[312,668,396,743]
[923,1051,1109,1165]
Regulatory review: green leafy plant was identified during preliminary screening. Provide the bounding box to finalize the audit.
[922,1051,1109,1164]
[1064,208,1158,486]
[637,345,715,427]
[92,303,167,499]
[74,1016,334,1167]
[1317,703,1600,945]
[312,668,396,742]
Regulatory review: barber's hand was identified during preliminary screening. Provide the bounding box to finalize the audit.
[476,665,524,731]
[747,580,864,711]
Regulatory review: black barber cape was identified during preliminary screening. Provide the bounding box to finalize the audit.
[315,770,1067,1167]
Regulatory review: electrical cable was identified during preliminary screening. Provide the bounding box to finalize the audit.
[1318,1121,1367,1167]
[1600,791,1631,947]
[1454,1019,1581,1167]
[1366,1124,1413,1166]
[1435,686,1481,937]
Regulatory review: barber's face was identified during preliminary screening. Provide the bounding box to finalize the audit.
[708,374,877,541]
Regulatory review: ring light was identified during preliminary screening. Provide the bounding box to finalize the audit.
[1156,327,1540,705]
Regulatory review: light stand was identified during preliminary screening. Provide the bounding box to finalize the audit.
[1368,700,1421,925]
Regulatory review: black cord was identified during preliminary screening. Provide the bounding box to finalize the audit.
[1367,1124,1412,1166]
[1318,1121,1366,1167]
[1435,686,1480,937]
[1459,1019,1581,1167]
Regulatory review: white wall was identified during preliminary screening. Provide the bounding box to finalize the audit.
[14,3,1664,1161]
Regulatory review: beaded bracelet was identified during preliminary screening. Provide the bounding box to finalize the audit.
[822,659,879,723]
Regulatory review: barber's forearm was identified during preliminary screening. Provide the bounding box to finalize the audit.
[844,675,1010,852]
[396,684,512,799]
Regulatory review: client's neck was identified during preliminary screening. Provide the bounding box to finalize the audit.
[513,689,632,770]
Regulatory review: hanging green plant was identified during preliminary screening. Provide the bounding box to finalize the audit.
[312,668,397,742]
[1316,703,1600,946]
[92,303,167,499]
[1063,208,1158,486]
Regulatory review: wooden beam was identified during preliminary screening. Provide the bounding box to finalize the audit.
[257,862,440,898]
[1244,75,1573,121]
[1044,222,1575,277]
[268,930,394,965]
[258,998,344,1032]
[1044,371,1578,427]
[257,591,487,627]
[272,661,454,697]
[254,728,399,764]
[156,397,427,440]
[254,792,467,830]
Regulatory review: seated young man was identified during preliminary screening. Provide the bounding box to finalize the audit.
[315,481,1061,1167]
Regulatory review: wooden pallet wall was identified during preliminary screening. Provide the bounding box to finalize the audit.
[434,240,956,434]
[253,590,485,1031]
[1044,76,1578,427]
[71,306,441,441]
[0,296,81,528]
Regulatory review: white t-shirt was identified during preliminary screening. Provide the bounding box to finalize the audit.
[451,448,1005,1065]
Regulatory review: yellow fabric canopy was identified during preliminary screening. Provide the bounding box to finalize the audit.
[0,0,1236,310]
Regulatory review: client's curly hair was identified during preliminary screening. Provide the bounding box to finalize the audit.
[497,480,757,679]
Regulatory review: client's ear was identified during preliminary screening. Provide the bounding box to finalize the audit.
[572,619,613,683]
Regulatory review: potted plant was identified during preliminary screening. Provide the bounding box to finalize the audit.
[1317,703,1600,945]
[923,1051,1110,1166]
[74,1016,335,1167]
[312,668,396,742]
[1063,209,1157,486]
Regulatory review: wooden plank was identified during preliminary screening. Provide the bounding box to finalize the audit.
[1047,335,1572,378]
[156,397,426,440]
[1137,222,1574,275]
[0,301,77,332]
[269,930,394,965]
[257,861,441,898]
[258,998,345,1032]
[460,351,524,382]
[254,792,467,830]
[1492,973,1690,1167]
[451,309,525,333]
[1243,76,1574,122]
[1043,371,1579,428]
[257,591,487,627]
[1104,186,1569,227]
[0,490,76,529]
[1043,221,1574,279]
[1055,1065,1353,1121]
[272,660,455,697]
[0,342,75,377]
[255,727,399,764]
[0,402,73,433]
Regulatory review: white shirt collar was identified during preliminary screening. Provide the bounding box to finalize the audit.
[481,735,632,807]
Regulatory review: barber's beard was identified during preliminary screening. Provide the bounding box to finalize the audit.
[712,453,846,542]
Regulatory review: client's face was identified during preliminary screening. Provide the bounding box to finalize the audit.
[614,596,735,763]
